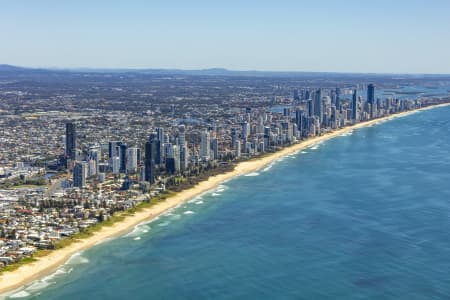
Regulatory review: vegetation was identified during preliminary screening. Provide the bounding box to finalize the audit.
[0,156,243,274]
[0,190,179,274]
[0,257,38,274]
[0,176,47,189]
[167,163,235,193]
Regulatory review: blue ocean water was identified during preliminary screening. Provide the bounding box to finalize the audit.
[7,106,450,300]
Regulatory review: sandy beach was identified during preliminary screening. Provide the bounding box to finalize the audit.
[1,102,449,295]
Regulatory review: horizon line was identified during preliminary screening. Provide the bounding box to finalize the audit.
[2,63,450,76]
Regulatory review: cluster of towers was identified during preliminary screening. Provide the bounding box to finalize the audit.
[67,123,194,188]
[292,84,408,138]
[66,83,415,189]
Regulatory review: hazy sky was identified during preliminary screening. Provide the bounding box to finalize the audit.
[1,0,449,73]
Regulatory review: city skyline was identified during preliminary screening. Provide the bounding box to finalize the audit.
[2,1,450,298]
[1,60,450,297]
[1,0,450,74]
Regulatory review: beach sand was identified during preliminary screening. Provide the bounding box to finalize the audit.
[1,103,449,295]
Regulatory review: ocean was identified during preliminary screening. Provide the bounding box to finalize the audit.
[6,106,450,299]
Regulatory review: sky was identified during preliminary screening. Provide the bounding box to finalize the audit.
[1,0,449,74]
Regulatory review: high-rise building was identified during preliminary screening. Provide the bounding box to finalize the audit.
[231,128,238,149]
[144,141,155,184]
[88,160,96,177]
[293,89,300,101]
[88,145,101,175]
[180,145,188,172]
[178,125,186,147]
[367,84,375,118]
[119,144,128,173]
[126,147,138,173]
[166,144,180,174]
[164,143,173,161]
[305,90,311,101]
[335,88,341,110]
[234,140,241,158]
[165,157,176,174]
[352,89,358,122]
[308,99,314,118]
[108,141,121,159]
[287,122,293,142]
[136,148,141,165]
[163,133,170,144]
[314,89,322,123]
[73,161,87,188]
[177,125,188,172]
[112,156,120,175]
[144,135,158,184]
[295,109,304,133]
[173,145,181,173]
[200,129,210,160]
[367,84,375,105]
[212,138,219,160]
[156,127,164,164]
[65,122,76,160]
[242,122,250,138]
[154,139,162,165]
[156,127,164,143]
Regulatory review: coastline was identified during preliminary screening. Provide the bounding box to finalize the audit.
[1,103,449,295]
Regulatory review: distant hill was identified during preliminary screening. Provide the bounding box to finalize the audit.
[0,64,29,72]
[0,64,449,78]
[0,64,53,75]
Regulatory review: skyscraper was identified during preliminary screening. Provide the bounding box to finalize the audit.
[156,127,164,164]
[180,146,188,173]
[136,148,141,164]
[352,89,358,122]
[367,84,375,118]
[112,157,120,175]
[144,133,160,184]
[335,87,341,110]
[65,122,76,160]
[242,122,250,138]
[286,122,293,143]
[88,145,101,175]
[108,141,121,159]
[119,144,128,173]
[178,125,188,172]
[367,84,375,105]
[314,89,322,123]
[234,140,241,158]
[144,140,155,184]
[295,109,304,132]
[153,137,162,165]
[73,161,87,188]
[308,99,314,118]
[178,125,186,148]
[231,128,238,149]
[173,145,181,173]
[212,138,219,160]
[126,147,138,173]
[305,90,310,101]
[200,129,210,160]
[156,127,164,143]
[293,89,300,101]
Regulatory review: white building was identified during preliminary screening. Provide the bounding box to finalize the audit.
[112,156,120,175]
[126,147,138,173]
[200,129,210,161]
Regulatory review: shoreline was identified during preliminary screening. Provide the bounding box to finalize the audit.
[1,102,449,295]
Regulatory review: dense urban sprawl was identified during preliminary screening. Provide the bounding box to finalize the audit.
[1,67,450,269]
